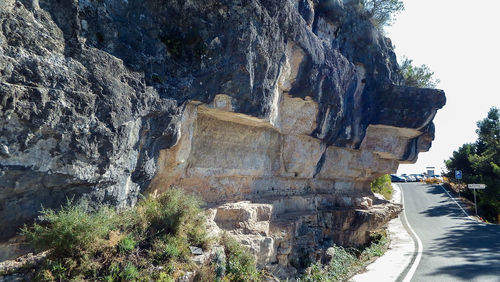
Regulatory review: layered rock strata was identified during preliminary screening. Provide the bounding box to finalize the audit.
[0,0,445,272]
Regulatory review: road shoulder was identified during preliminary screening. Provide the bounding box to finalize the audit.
[351,184,415,282]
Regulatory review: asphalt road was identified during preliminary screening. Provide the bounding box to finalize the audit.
[399,183,500,282]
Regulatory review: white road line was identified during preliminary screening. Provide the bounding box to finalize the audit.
[400,184,423,282]
[438,184,473,220]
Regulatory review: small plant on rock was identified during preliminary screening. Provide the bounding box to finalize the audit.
[118,235,136,254]
[221,233,261,282]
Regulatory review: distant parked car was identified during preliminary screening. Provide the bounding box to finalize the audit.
[411,174,425,182]
[401,174,410,182]
[402,174,416,182]
[391,174,407,182]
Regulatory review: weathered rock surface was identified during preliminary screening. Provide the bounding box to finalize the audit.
[0,0,445,275]
[205,197,401,277]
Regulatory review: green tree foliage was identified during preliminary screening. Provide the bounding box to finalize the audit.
[445,143,477,183]
[476,108,500,152]
[361,0,405,27]
[445,107,500,222]
[399,57,440,88]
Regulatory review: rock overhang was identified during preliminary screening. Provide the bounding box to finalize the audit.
[0,0,445,269]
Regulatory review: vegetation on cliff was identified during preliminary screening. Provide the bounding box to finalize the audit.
[370,174,393,200]
[18,189,260,281]
[361,0,404,27]
[444,107,500,222]
[299,230,389,281]
[399,57,440,89]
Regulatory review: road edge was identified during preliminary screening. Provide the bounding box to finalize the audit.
[350,184,416,282]
[399,184,423,282]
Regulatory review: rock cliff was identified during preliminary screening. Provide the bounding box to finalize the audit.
[0,0,445,273]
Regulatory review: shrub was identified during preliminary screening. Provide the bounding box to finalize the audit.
[300,231,389,281]
[221,233,261,282]
[118,236,136,254]
[44,259,68,281]
[104,262,120,282]
[362,230,389,258]
[398,56,440,88]
[20,188,211,280]
[21,200,117,257]
[425,178,441,184]
[134,188,208,246]
[300,245,358,281]
[326,245,358,281]
[301,263,327,282]
[157,271,175,282]
[164,240,182,259]
[120,263,139,281]
[371,174,393,200]
[162,235,190,261]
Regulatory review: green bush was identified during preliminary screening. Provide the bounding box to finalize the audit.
[163,235,190,261]
[300,231,389,281]
[156,271,175,282]
[370,174,393,200]
[120,263,140,281]
[399,56,440,88]
[362,230,389,258]
[118,236,136,254]
[134,188,208,246]
[104,262,120,282]
[20,188,211,280]
[19,189,263,281]
[21,200,117,257]
[326,245,358,281]
[221,233,261,282]
[45,259,68,281]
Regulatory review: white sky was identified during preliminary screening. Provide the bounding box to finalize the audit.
[384,0,500,175]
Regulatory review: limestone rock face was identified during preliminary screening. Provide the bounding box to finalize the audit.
[0,0,445,271]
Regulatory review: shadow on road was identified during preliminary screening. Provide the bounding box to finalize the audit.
[425,184,447,195]
[427,222,500,279]
[422,184,500,279]
[419,185,466,219]
[430,223,500,258]
[419,202,465,218]
[428,262,500,280]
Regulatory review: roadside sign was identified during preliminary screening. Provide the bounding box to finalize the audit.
[455,170,462,180]
[468,184,486,216]
[468,184,486,189]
